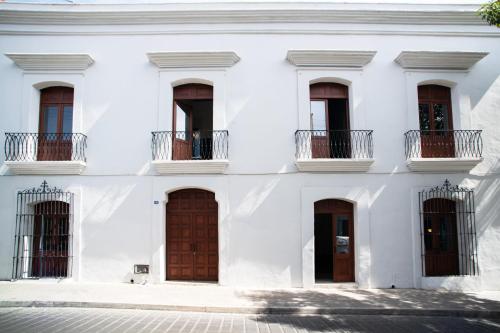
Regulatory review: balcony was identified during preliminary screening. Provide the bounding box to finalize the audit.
[295,130,374,172]
[404,130,483,172]
[4,133,87,175]
[151,130,229,174]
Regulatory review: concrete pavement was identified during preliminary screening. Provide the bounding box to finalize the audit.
[1,307,500,333]
[1,281,500,317]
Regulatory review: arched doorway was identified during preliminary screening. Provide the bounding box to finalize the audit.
[165,189,218,281]
[314,199,354,282]
[172,83,213,160]
[423,198,459,276]
[309,82,350,158]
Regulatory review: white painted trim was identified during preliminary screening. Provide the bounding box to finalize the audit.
[20,73,85,134]
[297,69,367,132]
[152,160,229,174]
[395,51,488,70]
[406,158,483,172]
[4,161,86,175]
[0,7,486,26]
[301,186,371,288]
[287,50,376,68]
[296,159,374,172]
[147,52,240,69]
[5,53,94,71]
[1,28,498,38]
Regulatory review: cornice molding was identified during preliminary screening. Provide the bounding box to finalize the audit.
[287,50,376,67]
[147,51,240,68]
[5,53,94,71]
[0,9,487,26]
[394,51,488,70]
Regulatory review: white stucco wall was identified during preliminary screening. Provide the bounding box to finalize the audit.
[0,1,499,290]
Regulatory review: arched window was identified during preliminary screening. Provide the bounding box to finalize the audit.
[309,83,350,158]
[418,85,454,157]
[38,86,74,161]
[419,180,479,277]
[12,181,73,279]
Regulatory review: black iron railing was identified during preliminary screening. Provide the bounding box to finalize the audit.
[295,130,373,159]
[405,130,482,159]
[152,130,229,160]
[5,133,87,162]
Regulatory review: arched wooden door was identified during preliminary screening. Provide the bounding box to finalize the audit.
[31,201,70,278]
[314,199,354,282]
[166,189,218,281]
[172,84,213,160]
[309,83,350,158]
[418,85,454,157]
[38,86,74,161]
[423,198,459,276]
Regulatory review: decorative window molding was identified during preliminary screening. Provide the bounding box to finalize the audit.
[147,52,240,69]
[5,53,94,71]
[394,51,488,70]
[287,50,376,68]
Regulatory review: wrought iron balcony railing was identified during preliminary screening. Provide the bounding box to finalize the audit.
[404,130,482,159]
[295,130,373,160]
[5,133,87,162]
[152,130,229,161]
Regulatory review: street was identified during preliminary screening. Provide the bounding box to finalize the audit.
[0,307,499,333]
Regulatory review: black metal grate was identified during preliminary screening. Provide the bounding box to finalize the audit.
[151,130,229,160]
[419,180,478,277]
[295,130,373,159]
[12,181,73,279]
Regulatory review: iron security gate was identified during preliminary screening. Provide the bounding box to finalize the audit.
[12,181,73,279]
[419,180,478,277]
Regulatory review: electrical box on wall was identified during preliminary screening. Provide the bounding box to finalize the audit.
[134,264,149,274]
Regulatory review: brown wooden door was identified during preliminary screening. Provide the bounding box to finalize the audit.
[172,101,192,160]
[166,189,218,281]
[418,85,455,158]
[38,87,74,161]
[314,200,354,283]
[31,201,69,278]
[423,199,459,276]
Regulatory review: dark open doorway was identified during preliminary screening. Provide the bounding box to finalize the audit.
[172,84,214,160]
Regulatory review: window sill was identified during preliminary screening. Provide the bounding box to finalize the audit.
[406,157,483,172]
[152,159,229,174]
[295,158,374,172]
[5,160,86,175]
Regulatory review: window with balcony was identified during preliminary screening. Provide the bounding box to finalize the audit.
[4,86,87,174]
[151,83,228,174]
[295,82,373,172]
[405,84,482,172]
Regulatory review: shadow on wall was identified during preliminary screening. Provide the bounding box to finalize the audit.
[237,289,500,331]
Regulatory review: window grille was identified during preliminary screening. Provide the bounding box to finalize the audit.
[419,180,478,277]
[12,181,73,279]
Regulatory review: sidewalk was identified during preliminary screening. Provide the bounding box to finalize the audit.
[1,281,500,318]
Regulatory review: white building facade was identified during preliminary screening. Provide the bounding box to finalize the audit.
[0,0,499,291]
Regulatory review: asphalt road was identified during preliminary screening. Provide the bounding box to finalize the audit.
[1,307,500,333]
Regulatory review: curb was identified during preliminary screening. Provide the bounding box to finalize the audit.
[0,301,499,318]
